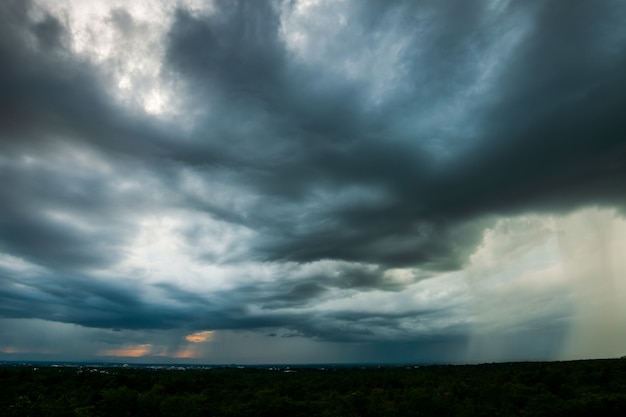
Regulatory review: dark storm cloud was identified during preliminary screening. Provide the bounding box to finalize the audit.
[0,1,177,272]
[0,147,154,271]
[432,0,626,216]
[0,265,155,328]
[1,0,625,347]
[0,266,265,333]
[163,1,472,269]
[286,307,469,343]
[163,0,626,270]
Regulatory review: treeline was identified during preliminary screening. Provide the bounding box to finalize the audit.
[2,359,626,416]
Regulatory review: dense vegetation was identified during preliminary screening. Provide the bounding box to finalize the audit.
[2,359,626,416]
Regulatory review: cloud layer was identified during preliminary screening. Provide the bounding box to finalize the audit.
[1,0,626,363]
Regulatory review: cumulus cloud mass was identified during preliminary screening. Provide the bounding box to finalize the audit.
[1,0,626,364]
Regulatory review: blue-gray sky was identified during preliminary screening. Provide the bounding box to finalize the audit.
[1,0,626,364]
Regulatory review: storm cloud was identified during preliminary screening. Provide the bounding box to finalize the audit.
[1,0,626,364]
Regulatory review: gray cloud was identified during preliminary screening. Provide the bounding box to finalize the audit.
[1,0,625,362]
[160,0,626,269]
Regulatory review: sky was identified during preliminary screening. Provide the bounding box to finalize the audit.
[1,0,626,365]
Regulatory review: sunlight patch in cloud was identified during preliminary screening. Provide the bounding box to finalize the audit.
[33,0,215,117]
[118,213,256,292]
[185,330,215,343]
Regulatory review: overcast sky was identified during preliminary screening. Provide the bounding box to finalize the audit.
[1,0,626,365]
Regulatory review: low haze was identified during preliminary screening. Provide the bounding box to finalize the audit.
[1,0,626,364]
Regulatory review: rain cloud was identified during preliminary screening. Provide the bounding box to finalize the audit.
[1,0,626,364]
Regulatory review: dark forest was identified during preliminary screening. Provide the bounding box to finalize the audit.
[3,358,626,416]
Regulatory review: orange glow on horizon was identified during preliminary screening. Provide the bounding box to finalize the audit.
[1,346,53,354]
[99,344,153,357]
[161,348,199,359]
